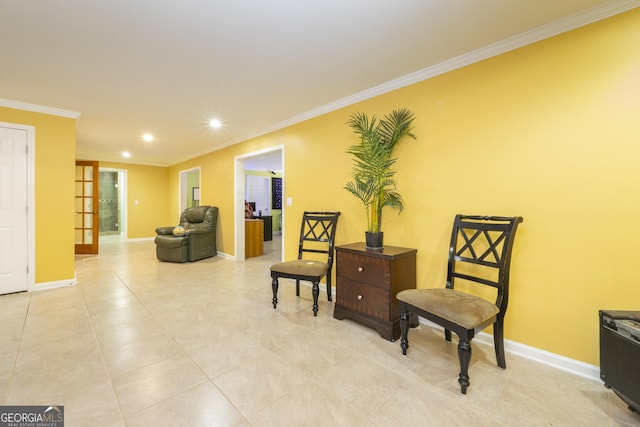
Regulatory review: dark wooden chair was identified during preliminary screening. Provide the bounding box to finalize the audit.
[270,211,340,316]
[397,214,523,394]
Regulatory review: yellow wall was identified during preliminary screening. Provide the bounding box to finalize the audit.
[7,8,637,366]
[167,133,286,254]
[166,9,640,365]
[0,107,76,285]
[100,162,171,239]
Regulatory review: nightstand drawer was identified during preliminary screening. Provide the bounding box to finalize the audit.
[337,251,389,289]
[336,278,390,319]
[334,243,417,341]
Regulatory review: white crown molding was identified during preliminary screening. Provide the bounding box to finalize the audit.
[194,0,640,162]
[278,0,639,127]
[0,98,81,119]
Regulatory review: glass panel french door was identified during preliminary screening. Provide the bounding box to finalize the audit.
[75,160,99,254]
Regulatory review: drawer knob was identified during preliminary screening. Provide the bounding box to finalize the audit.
[357,295,363,300]
[357,267,364,272]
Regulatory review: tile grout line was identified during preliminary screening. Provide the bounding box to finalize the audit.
[78,271,129,425]
[4,292,32,406]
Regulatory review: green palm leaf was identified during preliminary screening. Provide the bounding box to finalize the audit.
[344,108,417,233]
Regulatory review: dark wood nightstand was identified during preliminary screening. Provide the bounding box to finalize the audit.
[333,242,417,341]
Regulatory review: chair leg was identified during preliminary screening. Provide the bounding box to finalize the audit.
[326,275,332,302]
[493,319,506,369]
[457,339,472,394]
[296,279,300,297]
[272,277,279,309]
[400,309,410,355]
[311,281,319,316]
[444,328,452,342]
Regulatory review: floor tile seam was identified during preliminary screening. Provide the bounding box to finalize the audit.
[77,264,166,419]
[480,373,510,427]
[109,268,182,349]
[103,336,191,379]
[607,393,640,424]
[152,309,257,393]
[25,287,86,316]
[361,370,423,418]
[201,379,251,425]
[238,379,321,421]
[89,311,165,338]
[169,340,226,386]
[122,378,211,423]
[340,342,412,380]
[203,344,307,384]
[3,293,31,405]
[305,379,369,423]
[79,281,129,424]
[207,349,312,417]
[189,346,270,380]
[605,392,616,423]
[503,371,611,409]
[491,377,612,423]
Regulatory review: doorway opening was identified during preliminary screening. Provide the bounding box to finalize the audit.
[178,167,201,216]
[234,146,284,261]
[98,168,127,240]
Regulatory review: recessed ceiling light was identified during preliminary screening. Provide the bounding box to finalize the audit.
[209,119,222,129]
[142,133,154,142]
[122,151,131,158]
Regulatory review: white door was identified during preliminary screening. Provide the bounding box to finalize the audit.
[0,125,29,294]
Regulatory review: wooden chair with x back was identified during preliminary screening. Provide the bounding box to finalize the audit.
[270,211,340,316]
[397,214,523,394]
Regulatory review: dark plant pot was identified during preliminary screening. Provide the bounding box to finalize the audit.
[365,231,384,251]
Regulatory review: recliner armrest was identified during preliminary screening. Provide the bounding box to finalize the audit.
[185,227,208,235]
[155,226,175,235]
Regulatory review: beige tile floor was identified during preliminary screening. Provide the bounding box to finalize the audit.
[1,235,639,426]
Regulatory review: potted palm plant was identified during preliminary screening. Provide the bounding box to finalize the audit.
[344,108,416,250]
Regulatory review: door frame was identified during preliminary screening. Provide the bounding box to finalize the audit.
[234,145,284,261]
[0,122,35,292]
[99,167,128,238]
[74,160,99,254]
[178,166,201,216]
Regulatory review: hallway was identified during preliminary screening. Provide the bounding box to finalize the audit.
[0,237,637,426]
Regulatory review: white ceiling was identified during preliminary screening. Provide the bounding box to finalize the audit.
[1,0,637,167]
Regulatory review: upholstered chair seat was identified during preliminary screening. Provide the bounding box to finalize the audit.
[270,259,329,278]
[397,288,500,330]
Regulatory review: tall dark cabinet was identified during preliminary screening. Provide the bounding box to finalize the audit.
[253,215,272,241]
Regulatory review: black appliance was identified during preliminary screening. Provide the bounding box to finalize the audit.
[252,215,272,241]
[599,310,640,412]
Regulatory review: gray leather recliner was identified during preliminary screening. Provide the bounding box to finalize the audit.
[154,205,218,262]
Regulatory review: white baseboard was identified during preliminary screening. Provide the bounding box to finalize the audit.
[419,319,600,381]
[216,251,234,260]
[30,275,77,292]
[126,237,154,242]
